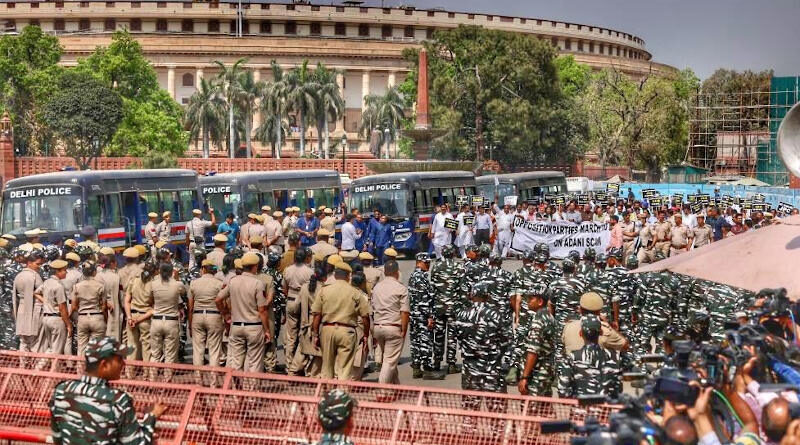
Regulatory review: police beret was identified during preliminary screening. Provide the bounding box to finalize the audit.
[580,292,604,312]
[248,213,257,220]
[358,252,374,261]
[201,259,215,267]
[123,247,139,259]
[65,252,81,262]
[49,259,68,269]
[63,239,77,248]
[148,212,158,218]
[340,250,358,261]
[324,208,333,215]
[273,211,283,218]
[24,228,44,237]
[234,258,243,269]
[255,215,265,223]
[334,261,352,272]
[1,234,17,240]
[155,241,167,249]
[134,245,147,256]
[249,235,264,245]
[318,228,332,237]
[261,205,272,212]
[292,206,300,212]
[318,206,327,211]
[32,243,44,250]
[318,389,356,431]
[162,211,171,218]
[327,254,343,265]
[192,209,202,215]
[384,248,398,258]
[99,247,116,256]
[213,234,228,243]
[19,243,34,253]
[241,252,260,266]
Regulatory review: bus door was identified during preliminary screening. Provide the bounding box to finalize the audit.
[120,191,143,245]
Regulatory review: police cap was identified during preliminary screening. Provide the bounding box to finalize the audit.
[241,252,260,267]
[123,247,139,259]
[213,234,228,243]
[580,292,604,312]
[335,261,352,272]
[358,252,374,261]
[384,248,398,258]
[65,252,81,263]
[49,259,68,270]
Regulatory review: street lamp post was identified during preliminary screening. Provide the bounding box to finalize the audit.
[384,127,391,160]
[341,133,347,174]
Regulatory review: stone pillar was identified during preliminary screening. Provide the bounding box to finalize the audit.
[361,70,370,111]
[0,112,15,186]
[387,71,396,88]
[252,68,261,133]
[415,50,430,130]
[335,71,345,132]
[167,66,176,99]
[196,66,204,88]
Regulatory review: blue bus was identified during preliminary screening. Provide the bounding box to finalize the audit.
[476,171,568,204]
[199,169,344,221]
[1,169,201,257]
[349,171,476,253]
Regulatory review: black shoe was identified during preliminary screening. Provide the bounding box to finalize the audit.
[447,364,462,374]
[423,370,446,380]
[412,368,423,379]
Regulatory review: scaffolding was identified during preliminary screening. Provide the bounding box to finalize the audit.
[687,77,800,186]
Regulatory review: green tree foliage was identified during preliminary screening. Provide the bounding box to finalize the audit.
[256,61,289,159]
[0,25,64,154]
[359,87,405,159]
[286,60,318,157]
[403,26,586,165]
[78,30,159,101]
[213,58,247,158]
[312,63,344,159]
[140,150,179,169]
[42,71,123,169]
[185,77,225,158]
[108,97,189,157]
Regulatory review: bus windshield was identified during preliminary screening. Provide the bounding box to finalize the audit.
[205,192,242,221]
[2,193,84,234]
[350,185,408,218]
[478,183,516,202]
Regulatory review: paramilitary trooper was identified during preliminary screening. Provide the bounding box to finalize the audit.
[407,253,445,380]
[429,244,464,375]
[517,283,557,397]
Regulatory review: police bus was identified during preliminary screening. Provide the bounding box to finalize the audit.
[349,171,476,252]
[476,171,568,204]
[1,169,200,255]
[199,169,343,221]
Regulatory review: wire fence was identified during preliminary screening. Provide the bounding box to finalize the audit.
[0,350,619,444]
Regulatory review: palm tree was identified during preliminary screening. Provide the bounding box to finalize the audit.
[312,63,344,159]
[285,60,319,157]
[359,86,405,158]
[258,61,290,159]
[184,77,225,158]
[213,57,247,158]
[236,69,263,158]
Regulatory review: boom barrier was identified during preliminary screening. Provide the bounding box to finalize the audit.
[0,350,619,444]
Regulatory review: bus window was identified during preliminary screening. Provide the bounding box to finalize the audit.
[205,192,241,221]
[87,194,122,229]
[179,190,194,218]
[309,188,337,210]
[242,192,259,217]
[289,190,309,211]
[160,192,181,220]
[138,192,160,217]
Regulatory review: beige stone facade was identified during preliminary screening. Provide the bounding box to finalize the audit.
[0,1,675,157]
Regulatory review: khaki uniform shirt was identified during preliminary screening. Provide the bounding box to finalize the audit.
[265,220,283,246]
[283,216,298,237]
[155,221,171,243]
[299,281,325,356]
[310,241,337,259]
[619,221,637,242]
[37,277,67,315]
[562,319,626,353]
[118,263,142,291]
[239,222,251,246]
[96,268,121,306]
[13,268,44,336]
[320,216,336,233]
[218,272,267,322]
[284,263,314,299]
[190,274,223,311]
[652,221,672,243]
[638,224,653,247]
[73,278,105,314]
[311,279,370,326]
[248,223,266,240]
[187,217,213,239]
[279,248,296,273]
[63,268,83,298]
[363,267,384,294]
[150,278,185,316]
[692,225,713,248]
[127,278,153,312]
[670,224,691,248]
[370,276,409,326]
[207,248,226,270]
[144,221,158,245]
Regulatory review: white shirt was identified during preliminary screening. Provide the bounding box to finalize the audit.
[496,211,515,232]
[680,212,697,229]
[340,221,357,250]
[431,212,451,246]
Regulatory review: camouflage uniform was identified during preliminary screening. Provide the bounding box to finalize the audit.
[317,389,356,445]
[706,283,753,342]
[0,254,22,350]
[49,337,156,445]
[522,307,557,396]
[633,271,680,357]
[429,246,464,368]
[557,315,622,398]
[548,259,588,382]
[452,283,513,410]
[408,262,435,372]
[265,262,286,345]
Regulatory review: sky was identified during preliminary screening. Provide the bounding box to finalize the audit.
[361,0,800,79]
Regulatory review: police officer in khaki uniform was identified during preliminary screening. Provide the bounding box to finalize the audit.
[71,263,107,356]
[370,260,409,384]
[125,262,155,362]
[562,292,628,354]
[282,248,314,368]
[216,252,272,372]
[619,212,639,260]
[156,212,172,245]
[118,248,142,295]
[35,259,72,354]
[651,210,672,258]
[186,208,216,269]
[311,261,371,380]
[280,233,300,273]
[148,262,186,364]
[692,215,714,249]
[669,214,692,257]
[289,257,328,377]
[320,208,336,234]
[145,212,159,256]
[240,214,256,249]
[310,229,338,258]
[207,234,228,269]
[251,251,277,372]
[359,252,383,292]
[12,252,45,352]
[189,260,224,367]
[267,211,285,252]
[97,248,124,342]
[250,215,267,243]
